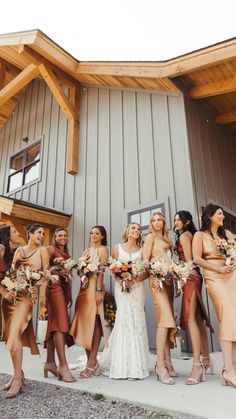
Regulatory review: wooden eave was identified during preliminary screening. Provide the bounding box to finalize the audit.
[1,30,236,167]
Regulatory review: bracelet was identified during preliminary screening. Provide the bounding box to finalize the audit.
[96,288,103,292]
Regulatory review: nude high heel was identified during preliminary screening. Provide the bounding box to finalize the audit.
[57,366,76,382]
[164,360,179,377]
[44,362,58,378]
[3,370,25,390]
[154,362,175,385]
[186,362,205,385]
[221,368,236,388]
[5,377,23,399]
[79,362,100,379]
[202,356,215,374]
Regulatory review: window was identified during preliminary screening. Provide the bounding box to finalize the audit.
[127,201,166,232]
[8,141,41,193]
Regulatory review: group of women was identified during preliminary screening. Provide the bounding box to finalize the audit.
[0,203,236,399]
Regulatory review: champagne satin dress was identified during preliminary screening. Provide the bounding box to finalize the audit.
[45,247,74,347]
[3,247,44,355]
[149,237,176,348]
[202,232,236,341]
[176,241,213,333]
[70,247,107,350]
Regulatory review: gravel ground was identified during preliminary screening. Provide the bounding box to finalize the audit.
[0,374,177,419]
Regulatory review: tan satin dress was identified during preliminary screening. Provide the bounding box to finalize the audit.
[202,232,236,342]
[70,247,106,350]
[149,237,176,348]
[3,246,44,355]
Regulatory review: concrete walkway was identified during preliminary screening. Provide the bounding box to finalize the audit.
[0,343,236,419]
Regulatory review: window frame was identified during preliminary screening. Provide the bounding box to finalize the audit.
[127,197,170,234]
[7,139,42,194]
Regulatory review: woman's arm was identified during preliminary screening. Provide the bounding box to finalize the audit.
[142,234,154,261]
[95,246,109,304]
[193,231,233,274]
[180,231,193,262]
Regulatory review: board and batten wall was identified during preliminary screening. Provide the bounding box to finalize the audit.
[0,79,197,349]
[185,95,236,351]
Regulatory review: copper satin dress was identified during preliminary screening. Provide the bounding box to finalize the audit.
[0,257,11,338]
[3,247,44,355]
[176,241,213,332]
[45,247,74,347]
[149,237,176,348]
[70,247,106,350]
[202,232,236,342]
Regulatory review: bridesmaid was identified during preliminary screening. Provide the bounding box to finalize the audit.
[193,203,236,388]
[143,212,177,385]
[0,225,20,390]
[174,210,213,384]
[99,222,149,380]
[70,225,109,378]
[44,228,75,382]
[4,223,49,398]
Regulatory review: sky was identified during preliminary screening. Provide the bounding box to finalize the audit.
[1,0,236,61]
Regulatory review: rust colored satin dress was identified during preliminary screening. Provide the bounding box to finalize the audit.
[70,248,106,350]
[202,232,236,342]
[0,257,11,338]
[176,241,213,332]
[45,247,74,347]
[149,238,176,348]
[3,247,43,355]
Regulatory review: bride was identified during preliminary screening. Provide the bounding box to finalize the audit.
[99,222,149,379]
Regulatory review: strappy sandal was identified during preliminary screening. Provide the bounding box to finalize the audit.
[201,356,215,374]
[186,362,205,385]
[79,363,100,379]
[155,362,175,385]
[164,360,179,377]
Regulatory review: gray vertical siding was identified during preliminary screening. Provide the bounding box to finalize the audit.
[0,81,197,349]
[185,96,236,351]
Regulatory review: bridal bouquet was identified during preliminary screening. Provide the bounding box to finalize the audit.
[149,252,176,292]
[173,261,195,295]
[107,257,146,293]
[1,271,23,304]
[51,257,78,281]
[215,238,236,266]
[77,254,101,289]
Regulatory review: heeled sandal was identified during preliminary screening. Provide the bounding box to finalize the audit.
[186,362,205,385]
[5,377,23,399]
[57,366,76,382]
[164,360,179,377]
[154,363,175,385]
[221,368,236,388]
[79,363,100,379]
[3,370,25,390]
[201,356,215,374]
[44,362,58,378]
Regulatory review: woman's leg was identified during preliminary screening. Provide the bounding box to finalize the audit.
[53,332,67,367]
[155,327,175,384]
[186,291,204,383]
[46,336,56,364]
[220,340,236,385]
[6,345,24,397]
[87,315,102,368]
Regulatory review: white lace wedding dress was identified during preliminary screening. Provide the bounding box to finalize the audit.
[99,244,150,379]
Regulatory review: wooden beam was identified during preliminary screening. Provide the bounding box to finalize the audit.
[215,111,236,125]
[0,63,39,107]
[0,62,6,89]
[38,63,74,120]
[66,86,80,174]
[189,76,236,99]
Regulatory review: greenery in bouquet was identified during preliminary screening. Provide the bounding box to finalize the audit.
[104,291,117,328]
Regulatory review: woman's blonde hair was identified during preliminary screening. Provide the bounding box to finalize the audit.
[149,212,172,246]
[122,222,142,246]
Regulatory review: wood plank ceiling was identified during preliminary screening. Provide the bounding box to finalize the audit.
[0,30,236,160]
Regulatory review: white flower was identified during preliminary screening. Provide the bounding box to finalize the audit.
[87,262,99,272]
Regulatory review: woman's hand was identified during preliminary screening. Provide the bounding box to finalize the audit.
[2,290,15,303]
[59,268,70,278]
[29,286,38,300]
[218,264,234,274]
[95,290,104,305]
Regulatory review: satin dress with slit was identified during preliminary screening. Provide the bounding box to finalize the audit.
[176,241,213,333]
[149,237,176,348]
[3,246,44,355]
[70,247,107,350]
[99,245,149,379]
[202,232,236,342]
[45,247,74,347]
